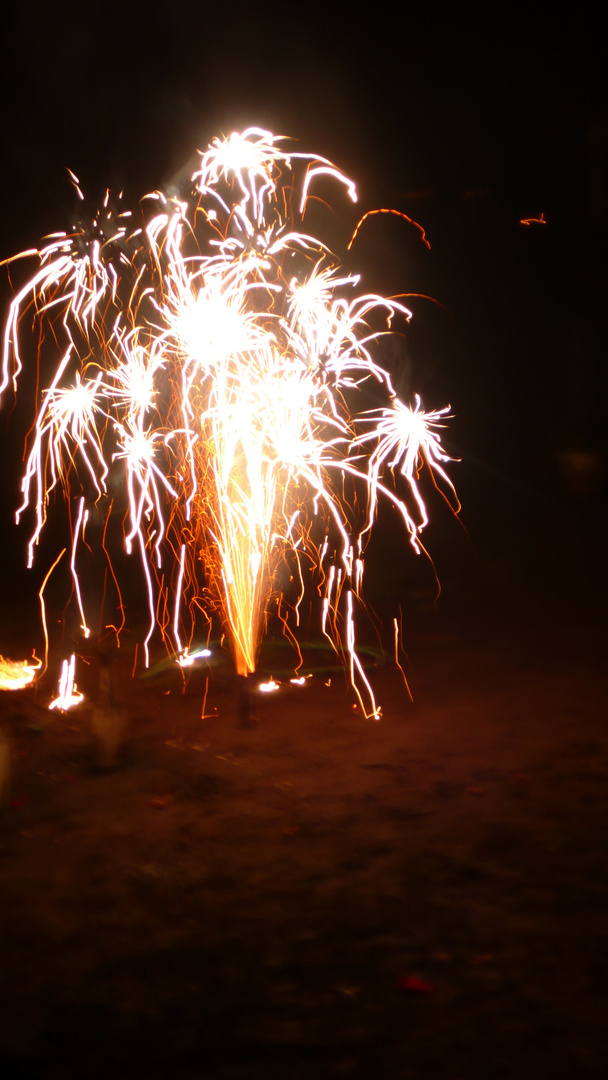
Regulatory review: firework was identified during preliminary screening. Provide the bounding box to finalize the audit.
[1,127,458,717]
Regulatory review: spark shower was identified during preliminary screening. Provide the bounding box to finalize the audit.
[0,127,457,717]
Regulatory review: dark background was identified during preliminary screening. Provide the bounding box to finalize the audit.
[0,1,606,619]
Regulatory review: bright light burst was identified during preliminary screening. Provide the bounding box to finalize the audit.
[48,654,83,711]
[0,654,41,691]
[1,127,458,718]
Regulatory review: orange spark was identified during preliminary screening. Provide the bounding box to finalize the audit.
[348,208,431,251]
[520,212,547,226]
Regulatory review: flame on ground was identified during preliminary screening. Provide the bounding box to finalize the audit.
[0,655,41,691]
[48,655,84,711]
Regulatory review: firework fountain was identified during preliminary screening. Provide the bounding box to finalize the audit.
[0,127,457,717]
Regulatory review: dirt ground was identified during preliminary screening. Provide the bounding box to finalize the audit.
[1,493,607,1080]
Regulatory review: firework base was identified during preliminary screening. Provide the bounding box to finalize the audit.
[237,673,258,727]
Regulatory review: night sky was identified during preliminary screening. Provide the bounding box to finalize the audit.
[0,3,606,614]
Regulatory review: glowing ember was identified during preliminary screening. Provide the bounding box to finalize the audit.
[259,679,280,693]
[0,655,41,691]
[520,212,547,226]
[49,655,83,711]
[177,647,212,668]
[1,127,458,718]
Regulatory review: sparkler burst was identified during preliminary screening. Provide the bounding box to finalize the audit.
[1,127,458,718]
